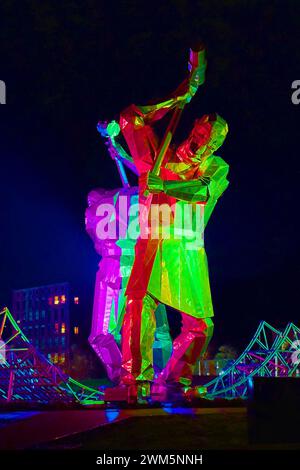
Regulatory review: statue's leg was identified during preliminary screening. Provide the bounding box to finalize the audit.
[116,253,170,372]
[158,314,214,387]
[89,270,122,382]
[121,293,157,384]
[153,304,172,372]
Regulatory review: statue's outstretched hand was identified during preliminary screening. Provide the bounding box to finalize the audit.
[189,62,206,91]
[176,63,206,105]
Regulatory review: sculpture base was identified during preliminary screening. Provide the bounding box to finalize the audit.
[103,381,208,405]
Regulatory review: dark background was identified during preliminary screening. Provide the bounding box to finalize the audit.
[0,0,299,353]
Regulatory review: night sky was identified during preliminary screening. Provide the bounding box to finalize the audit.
[1,0,299,351]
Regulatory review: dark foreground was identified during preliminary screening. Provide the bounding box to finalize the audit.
[1,406,300,451]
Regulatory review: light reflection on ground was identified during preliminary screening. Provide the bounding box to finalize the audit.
[0,411,40,428]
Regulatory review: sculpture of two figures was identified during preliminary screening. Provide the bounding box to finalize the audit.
[86,46,229,403]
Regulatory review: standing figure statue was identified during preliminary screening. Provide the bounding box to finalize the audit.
[86,122,172,383]
[105,46,230,402]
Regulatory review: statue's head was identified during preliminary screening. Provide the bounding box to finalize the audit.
[176,113,228,164]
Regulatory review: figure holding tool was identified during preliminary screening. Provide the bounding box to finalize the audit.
[105,44,229,402]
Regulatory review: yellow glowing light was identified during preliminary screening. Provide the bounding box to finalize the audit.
[54,296,59,305]
[60,295,66,304]
[61,323,66,334]
[74,326,79,335]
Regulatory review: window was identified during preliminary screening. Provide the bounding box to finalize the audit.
[74,326,79,335]
[48,297,53,306]
[60,295,66,304]
[54,295,59,305]
[74,296,79,305]
[61,323,66,334]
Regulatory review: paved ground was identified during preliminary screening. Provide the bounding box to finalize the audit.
[1,406,300,450]
[0,407,246,450]
[40,407,248,450]
[0,409,127,449]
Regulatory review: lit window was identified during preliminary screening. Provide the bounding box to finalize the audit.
[74,296,79,305]
[60,295,66,304]
[54,295,59,305]
[60,353,65,364]
[61,323,66,334]
[54,353,58,364]
[74,326,79,335]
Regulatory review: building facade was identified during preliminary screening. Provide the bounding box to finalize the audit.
[12,282,81,372]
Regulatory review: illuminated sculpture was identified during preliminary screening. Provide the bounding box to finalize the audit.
[86,122,172,382]
[105,46,230,401]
